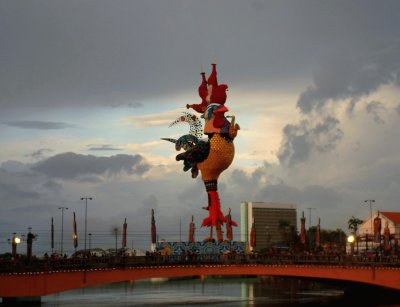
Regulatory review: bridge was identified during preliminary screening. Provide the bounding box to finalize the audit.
[1,254,400,303]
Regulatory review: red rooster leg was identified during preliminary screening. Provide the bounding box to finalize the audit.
[201,181,226,242]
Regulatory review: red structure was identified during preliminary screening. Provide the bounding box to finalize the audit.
[374,212,382,243]
[151,209,157,245]
[73,212,78,249]
[188,215,195,243]
[300,211,306,245]
[225,208,237,242]
[121,218,127,248]
[315,218,321,248]
[2,263,400,300]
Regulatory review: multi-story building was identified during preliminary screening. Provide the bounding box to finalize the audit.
[240,201,297,251]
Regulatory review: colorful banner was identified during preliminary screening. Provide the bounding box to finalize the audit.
[122,218,127,248]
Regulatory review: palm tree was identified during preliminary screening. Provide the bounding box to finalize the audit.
[347,216,363,233]
[278,220,290,246]
[347,216,363,252]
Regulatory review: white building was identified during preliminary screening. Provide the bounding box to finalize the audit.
[359,211,400,238]
[356,211,400,251]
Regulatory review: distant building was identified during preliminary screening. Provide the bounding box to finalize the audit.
[240,202,297,251]
[357,211,400,251]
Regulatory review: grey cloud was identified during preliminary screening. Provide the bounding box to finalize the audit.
[365,101,386,124]
[0,160,28,173]
[32,152,150,179]
[302,185,343,208]
[87,145,121,151]
[0,170,41,202]
[256,183,302,205]
[26,148,53,160]
[278,117,342,166]
[135,195,159,218]
[297,44,400,114]
[5,121,73,130]
[396,104,400,115]
[42,180,63,192]
[2,1,400,110]
[277,121,313,167]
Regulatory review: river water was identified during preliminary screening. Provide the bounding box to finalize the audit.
[37,276,399,307]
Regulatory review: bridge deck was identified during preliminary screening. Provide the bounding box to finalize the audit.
[1,254,400,298]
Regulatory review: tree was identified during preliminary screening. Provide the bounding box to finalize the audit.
[278,220,292,247]
[347,216,363,253]
[347,216,363,234]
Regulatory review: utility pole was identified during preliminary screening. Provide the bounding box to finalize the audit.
[306,207,316,250]
[58,206,68,255]
[364,199,375,236]
[81,197,93,253]
[306,208,316,228]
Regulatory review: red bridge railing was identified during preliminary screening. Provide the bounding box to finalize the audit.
[1,253,400,273]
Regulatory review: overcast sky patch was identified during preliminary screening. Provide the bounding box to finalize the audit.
[5,120,74,130]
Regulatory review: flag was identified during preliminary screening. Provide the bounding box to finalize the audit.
[250,219,256,249]
[122,218,127,248]
[374,212,382,243]
[73,212,78,249]
[151,209,157,244]
[51,217,54,250]
[188,215,195,243]
[225,208,237,242]
[300,211,306,245]
[315,218,321,247]
[384,223,391,251]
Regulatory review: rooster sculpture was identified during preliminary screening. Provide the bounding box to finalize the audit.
[162,64,240,242]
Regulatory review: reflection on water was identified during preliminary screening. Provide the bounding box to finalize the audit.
[15,276,400,306]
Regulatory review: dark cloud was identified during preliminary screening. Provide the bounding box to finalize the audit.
[297,44,400,114]
[4,121,73,130]
[32,152,150,179]
[256,183,302,204]
[0,160,28,173]
[365,101,386,124]
[135,195,159,217]
[25,148,53,160]
[277,116,343,166]
[42,180,63,192]
[87,145,121,151]
[0,170,41,202]
[2,1,400,110]
[0,180,41,201]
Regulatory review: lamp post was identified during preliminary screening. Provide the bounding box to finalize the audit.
[306,208,316,228]
[8,233,21,257]
[58,206,68,255]
[364,199,375,237]
[81,197,93,253]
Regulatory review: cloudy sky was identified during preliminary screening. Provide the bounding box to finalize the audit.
[1,0,400,254]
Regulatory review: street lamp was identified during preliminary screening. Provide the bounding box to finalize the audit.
[364,200,375,237]
[347,234,355,255]
[58,206,68,255]
[8,233,21,257]
[81,197,93,253]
